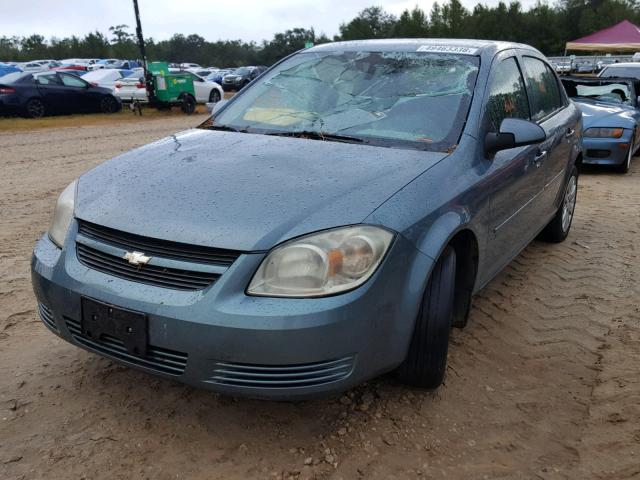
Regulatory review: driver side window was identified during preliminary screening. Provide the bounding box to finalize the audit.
[485,57,530,131]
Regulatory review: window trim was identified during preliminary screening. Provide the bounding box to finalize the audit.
[521,54,566,123]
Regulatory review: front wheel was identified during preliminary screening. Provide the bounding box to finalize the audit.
[539,165,578,243]
[209,89,221,103]
[100,95,120,114]
[395,247,456,389]
[617,138,634,174]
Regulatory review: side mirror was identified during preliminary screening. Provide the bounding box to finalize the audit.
[485,118,546,156]
[206,99,228,114]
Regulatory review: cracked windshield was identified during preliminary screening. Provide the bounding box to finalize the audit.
[210,51,480,151]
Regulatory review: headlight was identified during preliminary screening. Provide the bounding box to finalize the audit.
[48,180,77,248]
[247,226,394,298]
[583,127,624,138]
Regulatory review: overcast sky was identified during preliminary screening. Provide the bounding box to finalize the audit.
[2,0,538,43]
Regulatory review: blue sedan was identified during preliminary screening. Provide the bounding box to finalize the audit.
[561,76,640,173]
[32,40,582,399]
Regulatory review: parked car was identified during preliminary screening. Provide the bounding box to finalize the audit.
[105,60,141,70]
[221,66,267,91]
[562,76,640,173]
[0,71,121,118]
[19,61,51,73]
[114,72,223,104]
[554,61,572,74]
[595,58,616,72]
[574,60,596,74]
[206,69,232,85]
[32,39,581,399]
[599,62,640,80]
[87,59,121,71]
[81,69,133,91]
[0,62,22,77]
[179,63,201,70]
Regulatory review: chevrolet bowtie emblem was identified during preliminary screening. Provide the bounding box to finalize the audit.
[123,251,151,266]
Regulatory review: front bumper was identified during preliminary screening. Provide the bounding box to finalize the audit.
[31,222,432,399]
[582,129,633,165]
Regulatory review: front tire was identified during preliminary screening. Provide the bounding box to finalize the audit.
[209,89,221,103]
[617,138,634,174]
[100,95,120,114]
[539,165,578,243]
[395,247,456,389]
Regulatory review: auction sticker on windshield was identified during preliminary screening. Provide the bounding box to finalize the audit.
[416,45,479,55]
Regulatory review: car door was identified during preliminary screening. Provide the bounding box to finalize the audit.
[59,73,98,112]
[520,55,577,219]
[34,73,68,112]
[190,73,206,102]
[480,52,549,277]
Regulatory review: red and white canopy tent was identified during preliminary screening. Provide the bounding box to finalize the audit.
[566,20,640,52]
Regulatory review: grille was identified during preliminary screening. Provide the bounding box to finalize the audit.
[206,356,355,389]
[65,317,188,375]
[76,243,220,291]
[77,220,241,267]
[38,303,58,332]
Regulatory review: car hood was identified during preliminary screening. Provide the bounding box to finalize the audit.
[75,129,447,251]
[574,99,638,129]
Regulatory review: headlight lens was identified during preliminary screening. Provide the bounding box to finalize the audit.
[247,226,394,298]
[583,127,624,138]
[48,180,77,248]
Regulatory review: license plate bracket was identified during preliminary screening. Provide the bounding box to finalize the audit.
[81,297,148,356]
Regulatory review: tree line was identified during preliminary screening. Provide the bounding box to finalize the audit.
[2,0,639,67]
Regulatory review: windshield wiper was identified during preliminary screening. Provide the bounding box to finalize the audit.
[206,124,250,133]
[265,130,367,144]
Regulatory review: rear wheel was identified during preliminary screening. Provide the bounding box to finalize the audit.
[100,95,120,114]
[539,165,578,243]
[209,89,221,103]
[395,247,456,389]
[25,98,45,118]
[180,94,196,114]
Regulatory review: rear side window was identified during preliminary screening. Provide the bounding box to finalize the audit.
[485,57,530,131]
[36,74,62,86]
[522,57,563,121]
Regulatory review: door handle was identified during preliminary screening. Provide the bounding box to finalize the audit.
[565,128,575,139]
[531,150,547,168]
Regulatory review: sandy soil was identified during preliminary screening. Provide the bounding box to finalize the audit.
[0,117,639,480]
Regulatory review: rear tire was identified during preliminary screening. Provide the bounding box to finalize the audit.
[395,247,456,389]
[539,165,578,243]
[25,98,45,118]
[180,94,196,114]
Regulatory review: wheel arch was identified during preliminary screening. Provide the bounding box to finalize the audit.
[411,212,481,328]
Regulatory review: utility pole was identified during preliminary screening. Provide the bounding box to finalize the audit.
[132,0,154,104]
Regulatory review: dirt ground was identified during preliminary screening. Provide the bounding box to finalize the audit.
[1,116,639,480]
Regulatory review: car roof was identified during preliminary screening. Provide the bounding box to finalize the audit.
[307,38,541,57]
[603,63,640,68]
[561,75,636,84]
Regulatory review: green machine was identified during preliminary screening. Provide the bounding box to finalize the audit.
[132,1,197,114]
[147,62,197,114]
